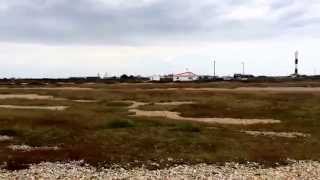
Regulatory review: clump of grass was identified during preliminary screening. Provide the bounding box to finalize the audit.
[3,83,320,169]
[171,123,201,133]
[105,119,136,129]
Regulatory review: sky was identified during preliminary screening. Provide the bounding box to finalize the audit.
[0,0,319,78]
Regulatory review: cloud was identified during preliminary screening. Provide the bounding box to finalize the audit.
[0,0,318,45]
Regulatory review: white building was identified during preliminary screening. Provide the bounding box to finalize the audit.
[222,76,233,81]
[173,72,198,82]
[149,75,161,81]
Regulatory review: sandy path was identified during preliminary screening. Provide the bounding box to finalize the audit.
[72,100,98,103]
[243,131,310,138]
[0,87,93,91]
[0,105,68,111]
[154,101,195,106]
[130,109,280,125]
[0,94,58,100]
[0,136,13,142]
[236,87,320,92]
[119,101,148,109]
[143,87,320,92]
[0,94,100,103]
[8,145,59,152]
[121,101,281,125]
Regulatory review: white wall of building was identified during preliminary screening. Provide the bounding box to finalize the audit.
[173,72,198,81]
[149,75,161,81]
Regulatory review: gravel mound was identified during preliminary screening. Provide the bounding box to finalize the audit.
[1,160,320,179]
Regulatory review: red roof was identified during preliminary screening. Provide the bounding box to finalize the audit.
[174,72,197,77]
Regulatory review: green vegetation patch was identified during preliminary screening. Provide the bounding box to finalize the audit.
[170,123,201,133]
[104,119,136,129]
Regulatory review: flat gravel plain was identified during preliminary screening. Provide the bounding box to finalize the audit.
[1,160,320,179]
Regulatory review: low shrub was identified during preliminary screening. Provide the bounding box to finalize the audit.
[105,119,136,129]
[171,123,201,133]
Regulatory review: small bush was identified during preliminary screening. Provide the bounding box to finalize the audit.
[105,120,136,129]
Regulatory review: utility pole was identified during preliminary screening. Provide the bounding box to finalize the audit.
[213,60,216,77]
[295,51,299,75]
[242,62,245,75]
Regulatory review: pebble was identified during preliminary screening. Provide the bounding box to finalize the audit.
[1,160,320,179]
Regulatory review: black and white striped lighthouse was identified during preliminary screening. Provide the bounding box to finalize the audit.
[294,51,299,75]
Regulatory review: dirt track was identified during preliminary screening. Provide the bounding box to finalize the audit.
[0,87,93,91]
[154,102,195,106]
[122,101,281,125]
[130,109,280,125]
[0,94,56,100]
[243,131,310,138]
[144,87,320,92]
[236,87,320,92]
[0,105,68,111]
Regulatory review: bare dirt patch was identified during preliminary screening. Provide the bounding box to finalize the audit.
[0,94,99,102]
[8,145,59,152]
[0,136,13,142]
[154,101,195,106]
[122,101,281,125]
[0,87,93,91]
[72,100,98,103]
[120,101,148,109]
[130,109,280,125]
[0,94,59,100]
[236,87,320,92]
[0,105,68,111]
[243,131,310,138]
[187,87,320,92]
[143,87,320,93]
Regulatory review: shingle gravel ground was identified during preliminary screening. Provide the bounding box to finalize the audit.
[1,160,320,179]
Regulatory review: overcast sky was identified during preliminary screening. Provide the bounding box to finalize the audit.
[0,0,319,78]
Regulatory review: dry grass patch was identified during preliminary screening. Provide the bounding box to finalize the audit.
[0,83,320,170]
